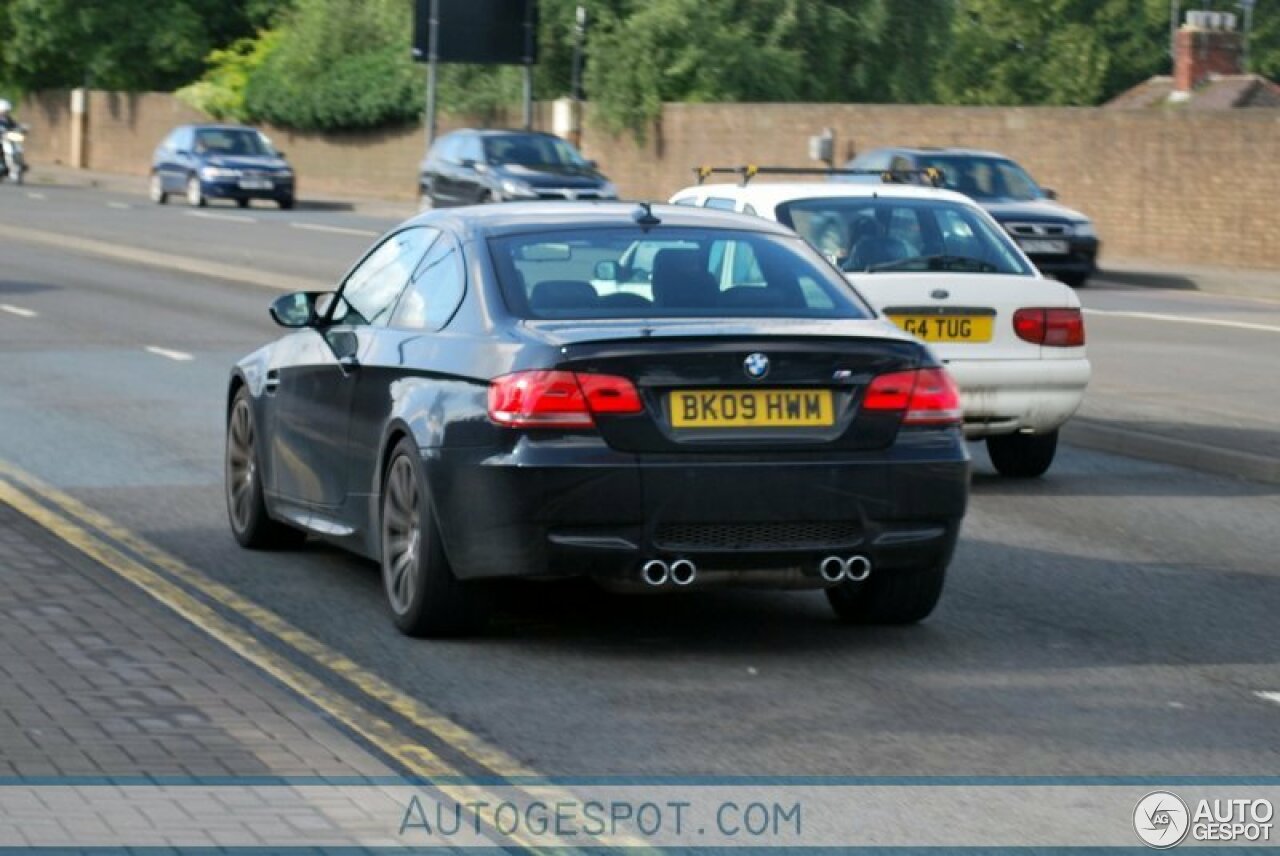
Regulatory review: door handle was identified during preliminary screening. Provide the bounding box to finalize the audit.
[264,370,280,394]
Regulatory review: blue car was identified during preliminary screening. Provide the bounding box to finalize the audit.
[149,124,296,210]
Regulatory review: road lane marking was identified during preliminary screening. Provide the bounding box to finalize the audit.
[0,459,649,851]
[1258,692,1280,708]
[185,210,257,223]
[107,201,131,210]
[144,346,194,362]
[0,304,37,318]
[0,222,314,292]
[290,222,380,238]
[25,192,46,200]
[0,470,633,852]
[1083,307,1280,334]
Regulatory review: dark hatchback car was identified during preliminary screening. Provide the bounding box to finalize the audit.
[225,203,969,636]
[151,124,296,209]
[418,129,617,208]
[842,148,1099,287]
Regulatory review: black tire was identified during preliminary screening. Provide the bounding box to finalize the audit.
[826,563,947,625]
[1059,273,1088,288]
[236,198,251,209]
[186,175,206,208]
[149,173,168,205]
[225,389,307,550]
[277,195,295,210]
[986,429,1059,479]
[381,439,488,637]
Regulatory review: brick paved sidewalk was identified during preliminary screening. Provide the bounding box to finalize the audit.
[0,501,393,780]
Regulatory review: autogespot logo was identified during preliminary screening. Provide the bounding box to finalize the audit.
[743,353,770,380]
[1135,791,1191,849]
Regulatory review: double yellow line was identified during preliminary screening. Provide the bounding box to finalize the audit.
[0,460,649,852]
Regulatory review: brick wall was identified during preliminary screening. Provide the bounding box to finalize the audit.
[19,92,1280,269]
[580,103,1280,269]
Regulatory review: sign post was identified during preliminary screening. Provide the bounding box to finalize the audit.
[413,0,541,145]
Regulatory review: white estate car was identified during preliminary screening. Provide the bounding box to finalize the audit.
[669,181,1090,477]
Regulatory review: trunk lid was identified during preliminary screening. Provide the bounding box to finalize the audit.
[846,271,1076,362]
[521,320,927,454]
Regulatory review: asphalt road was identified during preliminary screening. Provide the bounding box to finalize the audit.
[1,185,1278,778]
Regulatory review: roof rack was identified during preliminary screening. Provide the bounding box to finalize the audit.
[692,165,946,188]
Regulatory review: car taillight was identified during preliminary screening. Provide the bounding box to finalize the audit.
[1013,307,1085,347]
[863,368,962,427]
[487,371,643,428]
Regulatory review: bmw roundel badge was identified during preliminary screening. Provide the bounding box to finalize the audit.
[743,353,770,380]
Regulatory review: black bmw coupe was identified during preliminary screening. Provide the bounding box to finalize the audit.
[225,203,969,636]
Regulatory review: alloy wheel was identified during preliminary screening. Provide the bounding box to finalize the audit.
[382,456,421,615]
[225,399,257,534]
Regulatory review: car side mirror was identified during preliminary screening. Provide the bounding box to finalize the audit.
[459,158,477,170]
[175,149,190,157]
[269,291,326,328]
[585,159,599,169]
[1043,187,1058,200]
[594,260,619,281]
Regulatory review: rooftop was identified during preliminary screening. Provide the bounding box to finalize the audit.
[1105,73,1280,110]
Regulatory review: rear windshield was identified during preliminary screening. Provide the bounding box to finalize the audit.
[489,227,873,320]
[775,197,1033,276]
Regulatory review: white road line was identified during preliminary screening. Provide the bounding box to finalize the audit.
[290,222,380,238]
[144,346,194,362]
[25,192,46,201]
[185,210,256,224]
[1083,307,1280,334]
[107,201,131,210]
[0,304,37,318]
[1257,691,1280,708]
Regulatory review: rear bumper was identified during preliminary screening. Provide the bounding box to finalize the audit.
[426,433,969,583]
[947,357,1090,437]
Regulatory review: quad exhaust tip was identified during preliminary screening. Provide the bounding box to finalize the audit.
[642,558,699,587]
[819,555,873,583]
[641,559,670,587]
[670,559,697,586]
[819,555,846,583]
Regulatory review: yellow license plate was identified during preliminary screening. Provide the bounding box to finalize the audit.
[669,389,834,429]
[890,314,993,343]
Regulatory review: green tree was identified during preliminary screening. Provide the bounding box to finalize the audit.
[1,0,268,91]
[243,0,422,129]
[1245,0,1280,79]
[584,0,806,134]
[934,0,1169,106]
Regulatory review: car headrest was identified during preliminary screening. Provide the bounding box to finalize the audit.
[651,249,718,308]
[529,279,598,312]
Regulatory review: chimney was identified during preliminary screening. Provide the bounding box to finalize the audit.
[1175,10,1244,93]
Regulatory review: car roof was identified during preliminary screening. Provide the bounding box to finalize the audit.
[406,201,801,240]
[673,181,979,210]
[446,128,564,139]
[183,123,262,134]
[862,146,1015,160]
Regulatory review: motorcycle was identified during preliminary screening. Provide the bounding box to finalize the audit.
[1,125,28,185]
